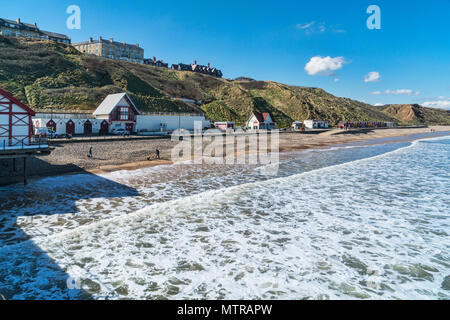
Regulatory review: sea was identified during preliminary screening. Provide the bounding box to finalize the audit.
[0,132,449,300]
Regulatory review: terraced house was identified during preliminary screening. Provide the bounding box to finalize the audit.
[144,56,169,68]
[73,37,144,64]
[0,17,71,44]
[171,61,223,78]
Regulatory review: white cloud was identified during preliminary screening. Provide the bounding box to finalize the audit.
[422,98,450,110]
[364,71,381,83]
[372,89,420,96]
[374,103,384,106]
[334,78,340,83]
[296,22,343,34]
[296,22,315,30]
[305,56,347,76]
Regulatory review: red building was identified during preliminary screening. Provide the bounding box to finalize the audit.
[0,88,35,148]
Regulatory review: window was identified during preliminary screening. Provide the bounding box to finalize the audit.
[119,107,129,121]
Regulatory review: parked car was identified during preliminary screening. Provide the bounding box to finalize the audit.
[114,129,130,136]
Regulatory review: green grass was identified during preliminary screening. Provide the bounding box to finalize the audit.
[1,36,449,126]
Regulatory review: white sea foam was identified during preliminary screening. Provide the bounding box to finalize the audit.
[1,135,449,299]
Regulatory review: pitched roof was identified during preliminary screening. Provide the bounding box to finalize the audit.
[251,111,272,123]
[0,18,70,40]
[0,87,36,116]
[93,93,140,116]
[41,30,71,40]
[0,18,39,32]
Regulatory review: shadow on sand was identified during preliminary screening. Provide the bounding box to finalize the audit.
[0,158,139,300]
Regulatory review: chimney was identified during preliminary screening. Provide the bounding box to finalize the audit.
[99,36,103,41]
[207,62,210,68]
[16,18,21,24]
[136,44,139,47]
[89,37,93,43]
[194,60,197,65]
[110,38,114,43]
[153,56,156,62]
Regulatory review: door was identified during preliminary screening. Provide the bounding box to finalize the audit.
[125,123,134,133]
[66,120,75,135]
[46,120,56,132]
[83,120,92,135]
[100,120,109,135]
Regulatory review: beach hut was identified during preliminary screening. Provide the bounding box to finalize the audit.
[0,88,35,147]
[66,120,75,135]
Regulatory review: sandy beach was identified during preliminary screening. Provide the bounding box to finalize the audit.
[1,126,449,185]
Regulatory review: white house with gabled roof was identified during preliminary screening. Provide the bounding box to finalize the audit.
[246,111,275,130]
[93,92,141,133]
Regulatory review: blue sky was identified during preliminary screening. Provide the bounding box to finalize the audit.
[3,0,450,108]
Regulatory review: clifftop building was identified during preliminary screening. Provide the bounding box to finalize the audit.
[0,17,71,44]
[144,56,169,68]
[73,37,144,64]
[171,61,223,78]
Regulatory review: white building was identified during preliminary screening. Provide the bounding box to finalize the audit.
[303,120,330,129]
[214,122,235,132]
[292,121,303,130]
[136,114,210,133]
[93,92,141,133]
[246,112,275,130]
[0,88,35,148]
[32,114,104,136]
[32,92,211,136]
[32,93,140,135]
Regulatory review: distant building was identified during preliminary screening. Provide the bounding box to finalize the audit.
[93,93,141,133]
[246,112,275,130]
[33,93,141,135]
[234,77,255,82]
[338,121,396,129]
[73,37,144,64]
[144,57,169,68]
[171,60,223,78]
[303,120,329,129]
[214,122,235,131]
[292,121,303,131]
[136,114,210,133]
[0,17,71,44]
[0,88,35,147]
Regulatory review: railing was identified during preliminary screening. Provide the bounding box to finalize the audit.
[139,112,206,117]
[2,138,49,151]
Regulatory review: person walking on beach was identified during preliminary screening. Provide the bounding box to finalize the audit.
[88,147,93,158]
[156,149,161,160]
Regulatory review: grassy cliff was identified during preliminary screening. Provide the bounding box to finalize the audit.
[376,104,450,125]
[1,36,448,127]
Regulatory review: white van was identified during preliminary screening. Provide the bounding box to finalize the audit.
[35,127,56,138]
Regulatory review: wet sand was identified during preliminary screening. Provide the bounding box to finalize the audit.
[1,126,449,184]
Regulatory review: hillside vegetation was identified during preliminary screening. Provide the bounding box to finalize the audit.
[376,104,450,125]
[1,36,449,127]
